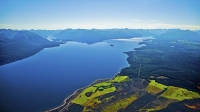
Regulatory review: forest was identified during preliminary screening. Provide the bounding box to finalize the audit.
[118,29,200,92]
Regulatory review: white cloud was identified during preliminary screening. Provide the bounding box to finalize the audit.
[131,19,142,22]
[0,24,13,28]
[1,21,200,30]
[146,23,200,30]
[150,20,157,22]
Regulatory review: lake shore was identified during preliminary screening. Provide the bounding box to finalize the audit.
[46,78,110,112]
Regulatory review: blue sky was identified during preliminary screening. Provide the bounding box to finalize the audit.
[0,0,200,30]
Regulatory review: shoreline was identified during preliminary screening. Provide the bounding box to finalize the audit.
[46,78,111,112]
[46,88,84,112]
[0,42,61,67]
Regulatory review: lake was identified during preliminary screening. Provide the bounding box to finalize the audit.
[0,38,145,112]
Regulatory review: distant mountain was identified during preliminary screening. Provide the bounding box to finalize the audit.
[194,30,200,35]
[0,29,60,66]
[54,29,105,44]
[122,29,158,37]
[13,30,50,43]
[54,29,141,44]
[0,29,17,39]
[30,29,61,38]
[53,29,167,44]
[155,29,200,42]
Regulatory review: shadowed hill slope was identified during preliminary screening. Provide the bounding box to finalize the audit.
[0,29,60,66]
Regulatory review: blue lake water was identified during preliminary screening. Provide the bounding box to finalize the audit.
[0,38,145,112]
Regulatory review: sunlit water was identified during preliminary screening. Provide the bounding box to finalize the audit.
[0,37,147,112]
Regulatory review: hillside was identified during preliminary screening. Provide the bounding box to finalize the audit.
[0,29,60,66]
[30,29,61,38]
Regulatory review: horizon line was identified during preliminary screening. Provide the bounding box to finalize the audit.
[0,28,198,31]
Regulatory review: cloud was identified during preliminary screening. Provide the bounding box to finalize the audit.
[131,19,142,22]
[0,24,13,28]
[150,20,157,22]
[146,23,200,30]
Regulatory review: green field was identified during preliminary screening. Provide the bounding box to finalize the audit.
[93,82,111,87]
[71,75,129,106]
[147,80,200,101]
[161,86,200,101]
[102,94,138,112]
[71,86,97,105]
[108,75,129,83]
[147,80,167,94]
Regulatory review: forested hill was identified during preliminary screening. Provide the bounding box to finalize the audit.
[118,29,200,92]
[0,29,60,66]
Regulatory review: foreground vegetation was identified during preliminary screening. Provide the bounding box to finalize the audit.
[69,78,200,112]
[71,76,129,107]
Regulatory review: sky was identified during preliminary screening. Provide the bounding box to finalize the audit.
[0,0,200,30]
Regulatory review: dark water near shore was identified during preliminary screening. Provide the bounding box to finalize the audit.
[0,38,145,112]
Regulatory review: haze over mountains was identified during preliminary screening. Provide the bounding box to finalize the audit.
[0,28,199,66]
[30,29,61,39]
[36,29,167,44]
